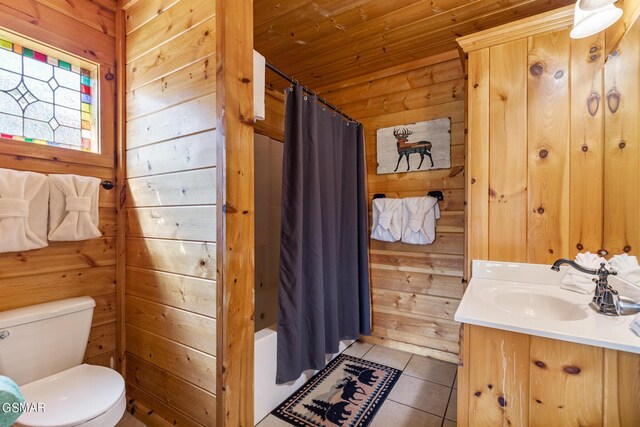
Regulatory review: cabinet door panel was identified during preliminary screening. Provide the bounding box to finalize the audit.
[468,326,530,426]
[529,336,603,426]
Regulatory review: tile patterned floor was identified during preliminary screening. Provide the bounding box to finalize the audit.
[257,341,458,427]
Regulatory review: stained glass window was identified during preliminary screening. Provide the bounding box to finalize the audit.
[0,33,98,153]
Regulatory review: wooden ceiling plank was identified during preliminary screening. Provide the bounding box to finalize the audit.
[261,0,475,67]
[268,40,458,92]
[264,0,572,89]
[315,50,459,93]
[323,58,463,104]
[254,0,426,53]
[253,0,316,27]
[266,0,567,77]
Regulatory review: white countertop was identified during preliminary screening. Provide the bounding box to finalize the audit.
[454,260,640,354]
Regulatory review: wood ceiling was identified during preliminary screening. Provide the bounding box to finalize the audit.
[254,0,574,91]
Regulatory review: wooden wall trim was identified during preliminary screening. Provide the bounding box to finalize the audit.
[457,5,573,53]
[605,0,640,58]
[216,0,255,425]
[115,8,127,375]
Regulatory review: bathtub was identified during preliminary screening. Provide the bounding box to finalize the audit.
[253,325,353,423]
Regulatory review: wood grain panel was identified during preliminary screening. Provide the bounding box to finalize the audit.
[570,33,605,256]
[126,324,216,393]
[254,88,285,142]
[126,131,216,178]
[604,349,640,426]
[126,17,215,91]
[0,0,115,64]
[488,40,528,262]
[126,206,216,241]
[126,57,216,120]
[0,266,115,311]
[466,48,490,274]
[126,237,215,279]
[372,308,461,345]
[216,0,255,424]
[126,266,216,316]
[468,326,530,427]
[127,168,216,207]
[527,30,571,264]
[370,269,463,299]
[127,354,216,426]
[371,288,459,321]
[124,5,217,419]
[126,381,203,426]
[529,336,603,426]
[85,321,117,359]
[0,238,116,279]
[126,295,216,355]
[127,93,216,149]
[36,0,116,37]
[125,0,181,34]
[126,0,214,62]
[604,22,640,256]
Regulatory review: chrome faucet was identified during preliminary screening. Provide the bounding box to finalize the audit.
[551,259,621,315]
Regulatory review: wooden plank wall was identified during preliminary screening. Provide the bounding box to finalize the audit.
[461,325,640,426]
[0,0,118,368]
[124,0,217,425]
[322,51,466,364]
[465,16,640,267]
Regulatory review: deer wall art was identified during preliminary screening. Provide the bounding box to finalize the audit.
[376,118,451,175]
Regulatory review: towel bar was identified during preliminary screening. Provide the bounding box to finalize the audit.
[100,181,115,190]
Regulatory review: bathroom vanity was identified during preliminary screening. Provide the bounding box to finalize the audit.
[455,261,640,427]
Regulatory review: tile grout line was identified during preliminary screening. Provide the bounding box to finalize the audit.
[441,382,456,427]
[401,371,457,388]
[387,397,449,421]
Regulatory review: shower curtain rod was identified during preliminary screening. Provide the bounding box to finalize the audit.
[265,61,360,125]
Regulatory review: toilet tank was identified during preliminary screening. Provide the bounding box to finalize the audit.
[0,297,95,386]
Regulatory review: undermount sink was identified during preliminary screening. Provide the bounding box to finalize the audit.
[492,290,589,321]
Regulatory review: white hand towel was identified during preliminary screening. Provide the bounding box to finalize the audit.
[0,168,49,253]
[631,314,640,337]
[371,198,403,242]
[610,253,640,285]
[401,196,440,245]
[560,252,610,294]
[48,174,101,241]
[253,50,266,121]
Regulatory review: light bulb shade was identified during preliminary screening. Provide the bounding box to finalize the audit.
[570,0,623,39]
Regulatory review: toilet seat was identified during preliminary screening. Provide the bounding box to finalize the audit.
[16,364,125,427]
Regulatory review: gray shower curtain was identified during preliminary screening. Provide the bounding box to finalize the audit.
[276,85,371,384]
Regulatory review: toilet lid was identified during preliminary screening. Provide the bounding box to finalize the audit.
[17,364,125,427]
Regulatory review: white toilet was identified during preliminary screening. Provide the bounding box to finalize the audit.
[0,297,125,426]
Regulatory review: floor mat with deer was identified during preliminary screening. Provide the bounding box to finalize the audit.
[271,353,401,427]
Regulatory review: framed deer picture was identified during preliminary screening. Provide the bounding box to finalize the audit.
[376,118,451,174]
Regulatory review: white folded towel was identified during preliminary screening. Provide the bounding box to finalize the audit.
[401,196,440,245]
[610,253,640,285]
[0,168,49,253]
[253,50,266,121]
[631,314,640,337]
[561,251,610,294]
[48,174,101,241]
[371,198,403,242]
